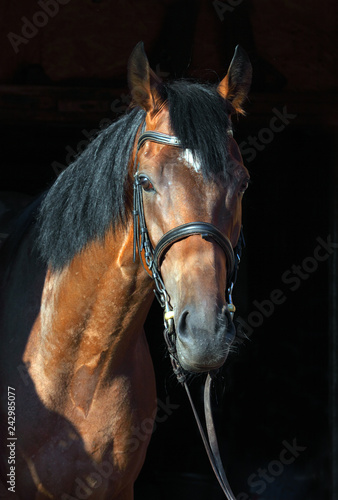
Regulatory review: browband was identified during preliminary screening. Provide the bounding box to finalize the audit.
[137,131,181,150]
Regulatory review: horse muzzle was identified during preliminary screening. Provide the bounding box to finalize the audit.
[175,304,236,373]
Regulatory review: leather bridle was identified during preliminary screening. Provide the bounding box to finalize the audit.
[132,122,244,499]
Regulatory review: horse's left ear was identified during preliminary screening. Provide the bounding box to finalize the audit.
[128,41,162,112]
[218,45,252,115]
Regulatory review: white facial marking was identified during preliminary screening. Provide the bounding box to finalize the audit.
[180,149,202,173]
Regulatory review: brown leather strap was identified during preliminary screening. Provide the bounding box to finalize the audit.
[183,376,236,499]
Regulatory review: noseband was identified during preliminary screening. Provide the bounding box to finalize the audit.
[132,123,244,500]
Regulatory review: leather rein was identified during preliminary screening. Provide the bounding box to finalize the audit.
[132,122,244,499]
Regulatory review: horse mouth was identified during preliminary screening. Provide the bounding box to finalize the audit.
[177,354,228,373]
[176,340,230,374]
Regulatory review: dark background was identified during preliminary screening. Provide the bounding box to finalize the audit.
[0,1,337,499]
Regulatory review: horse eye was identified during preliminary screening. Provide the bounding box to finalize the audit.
[138,175,155,192]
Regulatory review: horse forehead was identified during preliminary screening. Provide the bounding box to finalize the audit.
[146,147,225,190]
[167,152,229,201]
[179,149,202,173]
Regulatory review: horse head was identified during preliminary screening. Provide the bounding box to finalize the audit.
[129,43,252,374]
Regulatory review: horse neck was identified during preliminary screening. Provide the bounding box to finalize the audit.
[28,220,155,386]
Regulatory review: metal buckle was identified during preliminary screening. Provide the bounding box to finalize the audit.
[227,282,236,320]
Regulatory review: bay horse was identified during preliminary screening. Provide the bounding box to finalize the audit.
[0,42,252,499]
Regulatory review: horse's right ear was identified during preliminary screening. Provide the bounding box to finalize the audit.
[218,45,252,115]
[128,42,162,112]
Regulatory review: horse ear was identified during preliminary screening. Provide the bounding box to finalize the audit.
[128,41,162,112]
[218,45,252,115]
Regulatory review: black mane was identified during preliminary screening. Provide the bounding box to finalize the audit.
[38,107,146,271]
[38,81,233,271]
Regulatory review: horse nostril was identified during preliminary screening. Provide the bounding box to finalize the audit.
[177,309,190,341]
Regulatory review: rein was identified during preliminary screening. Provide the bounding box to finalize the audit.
[133,123,244,499]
